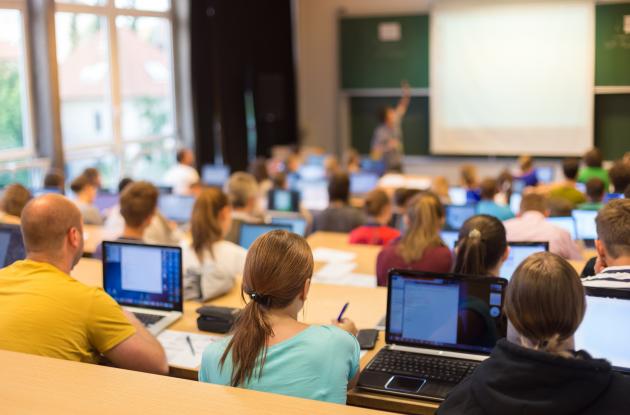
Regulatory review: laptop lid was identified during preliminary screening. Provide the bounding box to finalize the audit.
[267,189,300,213]
[158,194,196,223]
[102,241,183,312]
[509,192,522,215]
[270,216,307,237]
[94,192,119,214]
[386,270,508,356]
[499,242,549,281]
[547,216,577,240]
[201,164,230,187]
[572,209,598,241]
[238,223,293,249]
[0,224,25,267]
[350,172,379,195]
[448,187,468,206]
[444,204,477,231]
[535,166,555,184]
[574,288,630,373]
[298,179,329,211]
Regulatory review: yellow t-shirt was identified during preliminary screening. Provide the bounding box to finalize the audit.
[0,260,136,363]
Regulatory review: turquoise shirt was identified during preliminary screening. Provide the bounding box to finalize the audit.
[476,200,515,221]
[199,325,360,404]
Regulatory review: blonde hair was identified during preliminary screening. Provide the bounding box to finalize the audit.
[226,172,258,208]
[191,188,229,260]
[398,192,444,263]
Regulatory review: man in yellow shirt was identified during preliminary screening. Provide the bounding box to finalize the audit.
[0,194,168,374]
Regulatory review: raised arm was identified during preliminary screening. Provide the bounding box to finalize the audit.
[395,80,411,117]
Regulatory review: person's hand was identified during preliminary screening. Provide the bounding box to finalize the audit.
[332,318,358,337]
[401,80,410,95]
[594,255,607,274]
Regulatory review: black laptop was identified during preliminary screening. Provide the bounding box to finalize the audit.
[358,270,508,401]
[0,224,26,267]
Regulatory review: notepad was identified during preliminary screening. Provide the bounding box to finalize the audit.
[157,330,223,369]
[312,248,357,263]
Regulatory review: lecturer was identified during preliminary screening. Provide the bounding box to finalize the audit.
[370,81,411,173]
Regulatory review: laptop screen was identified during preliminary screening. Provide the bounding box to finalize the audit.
[238,223,293,249]
[103,242,183,312]
[572,209,598,240]
[448,187,468,206]
[350,172,379,195]
[444,205,477,231]
[499,242,549,280]
[547,216,577,240]
[298,180,329,211]
[509,192,522,215]
[270,217,307,237]
[0,224,25,267]
[201,164,230,187]
[535,166,555,184]
[387,271,507,354]
[440,230,459,250]
[158,194,196,223]
[267,189,300,213]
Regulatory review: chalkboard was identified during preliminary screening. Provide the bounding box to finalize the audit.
[595,94,630,160]
[596,4,630,86]
[340,15,429,89]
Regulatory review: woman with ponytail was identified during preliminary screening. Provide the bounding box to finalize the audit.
[199,230,360,404]
[438,252,630,415]
[454,214,509,277]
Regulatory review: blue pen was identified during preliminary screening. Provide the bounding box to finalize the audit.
[337,302,350,323]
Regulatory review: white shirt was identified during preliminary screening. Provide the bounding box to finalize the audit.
[163,163,200,195]
[583,266,630,290]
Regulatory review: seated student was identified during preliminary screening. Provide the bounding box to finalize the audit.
[608,160,630,197]
[376,192,453,286]
[475,178,514,221]
[431,176,451,205]
[248,157,273,209]
[312,172,365,233]
[0,194,167,374]
[504,193,581,260]
[181,188,246,300]
[1,183,32,222]
[70,174,103,225]
[577,178,605,211]
[547,196,574,217]
[437,252,630,415]
[224,172,263,243]
[43,169,66,194]
[578,148,610,190]
[348,189,400,246]
[344,148,361,174]
[454,215,509,277]
[163,148,200,196]
[460,164,481,203]
[199,230,359,404]
[514,155,538,187]
[549,157,587,207]
[582,199,630,290]
[390,188,421,230]
[82,167,102,189]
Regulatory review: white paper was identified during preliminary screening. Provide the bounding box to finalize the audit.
[312,248,357,263]
[313,271,377,288]
[157,330,222,369]
[316,262,357,278]
[378,22,401,42]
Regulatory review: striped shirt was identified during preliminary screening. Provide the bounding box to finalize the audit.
[582,266,630,290]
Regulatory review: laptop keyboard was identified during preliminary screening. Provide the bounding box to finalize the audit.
[367,349,478,383]
[133,312,165,327]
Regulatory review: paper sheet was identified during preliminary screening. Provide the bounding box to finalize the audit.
[157,330,222,369]
[312,248,357,263]
[313,271,377,288]
[315,262,357,278]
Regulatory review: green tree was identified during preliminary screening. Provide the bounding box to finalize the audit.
[0,61,23,150]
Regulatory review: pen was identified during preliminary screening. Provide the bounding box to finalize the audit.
[186,335,195,356]
[337,302,350,323]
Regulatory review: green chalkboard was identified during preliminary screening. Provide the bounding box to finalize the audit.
[595,94,630,160]
[596,4,630,86]
[340,15,429,89]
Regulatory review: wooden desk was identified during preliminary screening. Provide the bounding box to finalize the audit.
[0,349,390,415]
[307,231,380,275]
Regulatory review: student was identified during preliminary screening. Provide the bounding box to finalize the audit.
[70,174,103,225]
[376,192,453,286]
[514,155,538,187]
[475,178,514,221]
[82,167,102,189]
[163,148,200,196]
[1,183,32,220]
[199,230,360,404]
[504,193,581,260]
[0,194,167,374]
[454,215,509,277]
[548,157,587,207]
[577,178,605,211]
[391,188,422,230]
[578,148,610,190]
[43,169,66,194]
[582,199,630,290]
[312,172,365,233]
[437,252,630,415]
[181,188,246,300]
[460,164,481,203]
[431,176,452,205]
[348,189,400,246]
[344,148,361,174]
[248,157,273,205]
[608,160,630,196]
[224,172,263,244]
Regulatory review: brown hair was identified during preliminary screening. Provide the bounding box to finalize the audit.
[518,155,533,172]
[43,169,65,191]
[191,188,229,260]
[364,189,390,217]
[70,175,92,194]
[82,168,101,187]
[119,181,158,228]
[393,188,421,208]
[2,184,32,217]
[479,178,498,201]
[398,192,445,263]
[585,178,605,202]
[505,252,585,356]
[519,193,547,214]
[460,164,479,188]
[596,199,630,258]
[455,215,507,277]
[248,158,270,183]
[328,172,350,203]
[584,148,603,168]
[220,230,314,386]
[608,161,630,193]
[562,158,580,181]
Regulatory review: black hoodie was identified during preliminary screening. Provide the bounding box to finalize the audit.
[437,339,630,415]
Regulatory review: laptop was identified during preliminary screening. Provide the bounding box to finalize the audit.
[358,270,508,401]
[440,230,459,250]
[0,224,26,267]
[94,192,119,214]
[547,216,577,240]
[509,192,522,215]
[572,209,598,246]
[238,223,293,249]
[499,242,549,281]
[158,194,196,224]
[267,189,300,213]
[201,164,230,187]
[270,216,307,237]
[297,179,329,211]
[444,204,477,231]
[575,288,630,374]
[350,172,379,196]
[535,166,555,184]
[102,241,183,335]
[448,187,468,206]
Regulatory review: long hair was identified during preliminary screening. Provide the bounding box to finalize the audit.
[454,215,507,276]
[191,188,229,260]
[397,192,444,263]
[219,230,314,386]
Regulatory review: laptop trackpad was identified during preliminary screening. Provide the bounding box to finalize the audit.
[385,376,426,394]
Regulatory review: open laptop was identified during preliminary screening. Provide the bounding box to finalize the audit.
[238,223,293,249]
[267,189,300,213]
[269,215,307,237]
[94,191,119,214]
[358,270,508,401]
[158,194,196,224]
[547,216,577,240]
[297,179,329,211]
[509,192,522,215]
[499,242,549,281]
[0,224,26,267]
[444,204,477,231]
[440,230,459,250]
[535,166,555,184]
[102,241,183,335]
[448,187,468,206]
[350,172,379,196]
[201,164,230,187]
[572,209,598,247]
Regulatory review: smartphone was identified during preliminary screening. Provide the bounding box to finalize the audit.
[357,329,379,350]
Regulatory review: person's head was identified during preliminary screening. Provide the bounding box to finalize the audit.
[398,192,445,263]
[285,154,301,173]
[248,158,269,184]
[345,148,361,169]
[595,199,630,266]
[519,193,547,216]
[547,196,573,217]
[70,175,98,204]
[393,188,421,213]
[226,172,259,212]
[562,157,580,181]
[506,252,585,355]
[460,164,479,189]
[220,230,314,387]
[21,194,84,269]
[364,189,393,225]
[431,176,450,199]
[585,178,605,203]
[176,148,195,167]
[379,106,397,127]
[454,215,508,277]
[479,178,499,201]
[518,155,534,173]
[191,187,231,260]
[82,167,101,189]
[271,172,287,190]
[1,184,32,217]
[43,169,65,192]
[324,155,340,177]
[328,172,350,204]
[118,177,134,194]
[584,148,603,168]
[119,181,158,231]
[608,160,630,193]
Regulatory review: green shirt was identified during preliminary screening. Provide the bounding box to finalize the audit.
[548,186,587,207]
[577,202,604,211]
[577,167,610,190]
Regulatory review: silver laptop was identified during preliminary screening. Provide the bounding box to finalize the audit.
[102,241,183,335]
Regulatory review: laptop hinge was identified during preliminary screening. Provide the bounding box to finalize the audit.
[389,344,488,362]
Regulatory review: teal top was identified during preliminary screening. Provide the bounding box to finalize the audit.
[199,325,360,404]
[577,167,610,190]
[577,201,604,211]
[476,200,515,221]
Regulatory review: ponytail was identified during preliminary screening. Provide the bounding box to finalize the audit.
[454,215,507,277]
[455,229,487,275]
[191,188,229,261]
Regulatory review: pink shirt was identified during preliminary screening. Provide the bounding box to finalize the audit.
[503,211,581,260]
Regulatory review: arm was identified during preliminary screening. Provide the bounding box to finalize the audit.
[395,80,411,117]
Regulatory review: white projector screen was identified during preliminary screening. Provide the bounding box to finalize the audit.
[430,0,594,156]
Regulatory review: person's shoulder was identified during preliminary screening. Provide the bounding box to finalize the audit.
[214,240,246,256]
[308,326,359,349]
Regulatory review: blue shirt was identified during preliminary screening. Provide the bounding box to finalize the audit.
[476,200,515,221]
[199,325,360,404]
